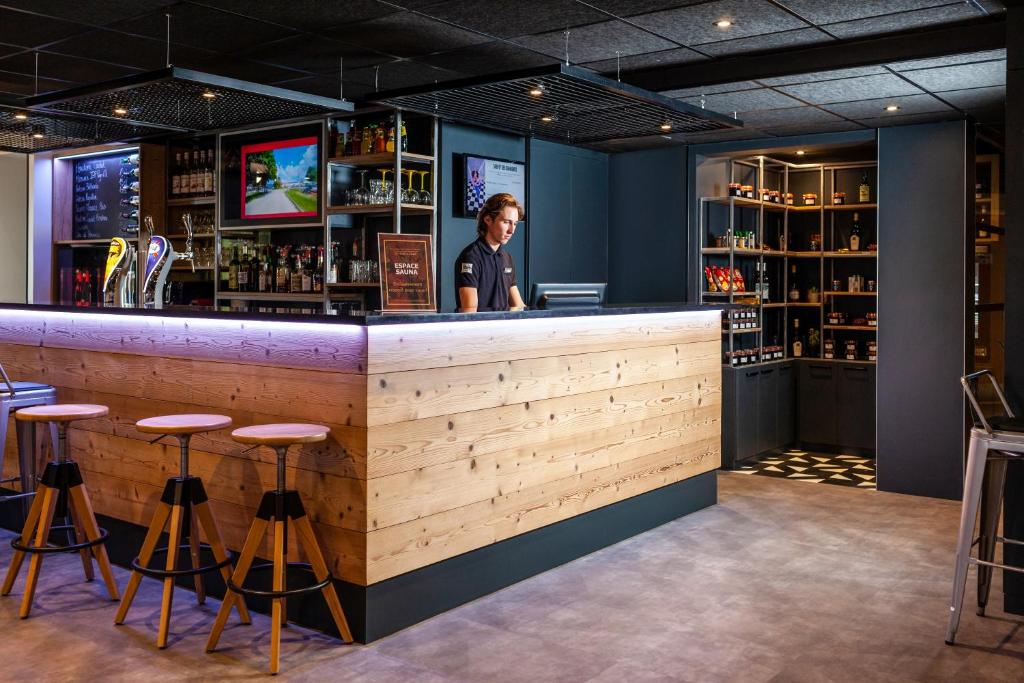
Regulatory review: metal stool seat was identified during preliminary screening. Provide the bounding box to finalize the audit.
[114,414,251,648]
[1,404,119,618]
[946,371,1024,644]
[0,368,59,511]
[206,423,352,675]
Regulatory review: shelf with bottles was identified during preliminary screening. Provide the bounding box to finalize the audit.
[167,197,216,207]
[55,238,139,246]
[217,292,324,302]
[218,235,326,298]
[167,137,217,202]
[824,291,876,297]
[824,325,877,331]
[823,250,876,258]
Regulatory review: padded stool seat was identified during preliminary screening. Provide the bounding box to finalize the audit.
[136,414,232,435]
[15,404,108,423]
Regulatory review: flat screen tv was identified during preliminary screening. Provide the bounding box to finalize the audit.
[240,136,319,220]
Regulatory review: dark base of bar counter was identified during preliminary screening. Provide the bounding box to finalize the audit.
[0,471,717,643]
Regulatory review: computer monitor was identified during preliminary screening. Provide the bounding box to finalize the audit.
[529,283,607,310]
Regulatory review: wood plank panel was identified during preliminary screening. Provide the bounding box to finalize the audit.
[366,436,720,583]
[366,367,720,478]
[367,340,720,426]
[0,309,368,374]
[367,404,720,530]
[366,310,720,373]
[0,344,367,427]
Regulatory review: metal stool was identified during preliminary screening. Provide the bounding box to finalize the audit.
[0,362,59,515]
[1,404,119,618]
[946,370,1024,644]
[115,414,251,648]
[206,423,352,675]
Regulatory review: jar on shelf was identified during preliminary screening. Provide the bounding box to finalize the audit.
[769,190,781,204]
[741,185,754,199]
[827,311,845,325]
[761,188,772,202]
[802,192,817,206]
[867,340,878,361]
[728,182,742,197]
[824,339,835,359]
[785,192,794,205]
[809,233,821,251]
[867,312,878,326]
[845,340,858,360]
[832,191,846,205]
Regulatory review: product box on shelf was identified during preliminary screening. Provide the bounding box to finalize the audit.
[824,339,835,359]
[845,340,858,361]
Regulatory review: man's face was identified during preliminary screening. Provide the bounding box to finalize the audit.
[485,206,519,245]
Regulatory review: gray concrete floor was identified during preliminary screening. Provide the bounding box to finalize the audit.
[0,472,1022,682]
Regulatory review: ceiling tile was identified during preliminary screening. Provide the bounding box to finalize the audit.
[854,111,963,129]
[232,35,388,75]
[584,1,708,17]
[513,20,676,63]
[695,27,834,57]
[187,58,309,85]
[758,120,866,137]
[777,73,924,105]
[0,51,138,84]
[887,48,1006,72]
[0,71,74,96]
[584,47,706,75]
[419,0,607,38]
[777,0,953,25]
[759,66,889,87]
[630,0,807,47]
[684,127,769,144]
[0,8,92,48]
[110,5,299,55]
[822,93,952,118]
[0,44,23,60]
[45,31,218,72]
[325,11,491,59]
[270,74,372,101]
[938,85,1005,110]
[659,80,761,98]
[900,60,1006,92]
[736,106,844,128]
[681,88,804,113]
[417,41,559,76]
[197,0,397,32]
[0,1,174,28]
[824,4,983,40]
[347,60,465,92]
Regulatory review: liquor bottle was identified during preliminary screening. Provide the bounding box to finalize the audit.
[313,246,324,293]
[121,196,140,207]
[171,152,182,196]
[979,205,990,238]
[194,151,204,196]
[121,153,140,166]
[181,152,191,198]
[859,171,870,203]
[203,150,213,196]
[850,212,861,252]
[121,165,140,179]
[236,244,249,292]
[386,116,396,153]
[290,252,304,293]
[347,122,360,156]
[208,149,217,195]
[126,180,141,194]
[374,125,387,154]
[400,120,408,152]
[276,248,291,293]
[361,125,374,155]
[120,210,138,220]
[228,247,240,291]
[792,317,803,358]
[249,246,261,292]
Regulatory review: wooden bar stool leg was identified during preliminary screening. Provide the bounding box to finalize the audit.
[68,501,95,582]
[206,517,267,652]
[187,506,206,605]
[194,500,250,624]
[270,518,287,675]
[67,484,119,601]
[157,504,185,649]
[115,501,172,624]
[20,486,58,618]
[293,514,353,642]
[2,482,47,595]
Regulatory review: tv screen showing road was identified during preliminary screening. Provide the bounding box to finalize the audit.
[240,136,319,219]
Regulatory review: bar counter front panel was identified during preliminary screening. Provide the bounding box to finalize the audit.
[0,305,721,639]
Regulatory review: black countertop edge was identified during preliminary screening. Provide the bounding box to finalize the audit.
[0,302,722,326]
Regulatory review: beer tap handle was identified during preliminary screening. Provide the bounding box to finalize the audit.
[181,213,195,273]
[142,215,155,243]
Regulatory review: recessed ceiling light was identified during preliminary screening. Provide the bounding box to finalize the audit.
[660,122,672,131]
[540,115,554,123]
[202,91,216,99]
[14,112,28,120]
[714,19,733,28]
[113,107,128,115]
[31,126,44,139]
[796,150,805,156]
[528,86,544,97]
[885,104,900,112]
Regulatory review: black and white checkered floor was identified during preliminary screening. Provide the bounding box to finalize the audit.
[734,450,876,489]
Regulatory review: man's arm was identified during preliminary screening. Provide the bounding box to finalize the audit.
[459,287,479,313]
[509,285,525,309]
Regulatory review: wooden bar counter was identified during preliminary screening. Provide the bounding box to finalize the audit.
[0,304,721,641]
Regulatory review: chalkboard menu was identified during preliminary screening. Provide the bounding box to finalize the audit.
[73,150,140,240]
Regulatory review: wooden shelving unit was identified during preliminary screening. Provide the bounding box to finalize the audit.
[327,203,434,215]
[824,324,877,331]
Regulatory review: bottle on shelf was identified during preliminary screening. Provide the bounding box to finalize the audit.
[190,150,201,197]
[228,247,240,292]
[276,247,291,293]
[792,317,803,358]
[313,246,324,293]
[373,125,387,154]
[978,205,990,238]
[361,125,374,155]
[386,116,396,153]
[788,263,799,301]
[347,122,360,156]
[121,153,140,166]
[400,120,408,152]
[238,244,252,292]
[203,149,214,196]
[859,171,870,203]
[171,152,182,196]
[181,152,191,198]
[248,246,260,292]
[850,212,861,252]
[121,196,140,207]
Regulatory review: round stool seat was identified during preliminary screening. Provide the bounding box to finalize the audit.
[15,403,108,423]
[231,423,329,447]
[136,414,232,435]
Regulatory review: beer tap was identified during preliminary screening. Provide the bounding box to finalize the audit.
[179,212,196,273]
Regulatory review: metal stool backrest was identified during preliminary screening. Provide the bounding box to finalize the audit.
[961,369,1015,436]
[0,360,14,396]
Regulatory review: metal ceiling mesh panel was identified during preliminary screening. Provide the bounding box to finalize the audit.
[0,104,167,153]
[27,68,352,133]
[374,65,741,144]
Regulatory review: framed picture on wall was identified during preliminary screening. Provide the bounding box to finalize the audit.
[459,154,525,217]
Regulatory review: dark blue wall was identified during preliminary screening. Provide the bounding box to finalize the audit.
[607,147,688,304]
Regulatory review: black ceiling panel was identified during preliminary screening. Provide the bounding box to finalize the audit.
[513,21,677,63]
[583,47,706,75]
[887,48,1005,71]
[0,43,23,60]
[270,74,371,102]
[324,11,491,59]
[759,66,888,87]
[757,120,866,137]
[232,35,389,75]
[109,4,299,55]
[824,4,989,40]
[346,60,465,92]
[777,0,956,26]
[679,88,803,113]
[417,41,559,76]
[0,8,93,49]
[853,111,964,129]
[659,81,761,98]
[683,127,772,144]
[582,0,708,16]
[630,0,806,47]
[0,1,176,27]
[0,71,73,97]
[899,60,1006,92]
[185,58,308,85]
[695,28,834,57]
[734,106,843,128]
[420,0,608,38]
[938,85,1005,110]
[821,92,952,118]
[0,51,139,86]
[776,73,924,105]
[193,0,398,32]
[44,31,218,72]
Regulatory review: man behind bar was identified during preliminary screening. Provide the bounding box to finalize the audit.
[455,193,526,312]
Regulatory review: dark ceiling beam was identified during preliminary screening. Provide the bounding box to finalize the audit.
[625,16,1006,92]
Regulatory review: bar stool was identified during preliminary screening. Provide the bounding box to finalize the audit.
[0,362,59,516]
[1,404,119,618]
[206,423,352,675]
[114,414,251,648]
[946,370,1024,644]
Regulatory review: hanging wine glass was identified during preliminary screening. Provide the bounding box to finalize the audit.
[402,169,417,204]
[417,170,432,206]
[354,169,369,205]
